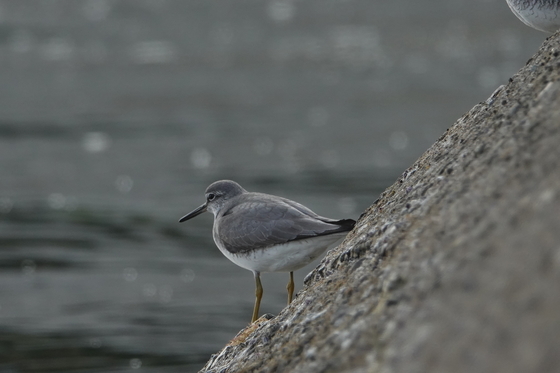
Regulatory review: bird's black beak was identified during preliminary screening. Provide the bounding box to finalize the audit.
[179,203,207,222]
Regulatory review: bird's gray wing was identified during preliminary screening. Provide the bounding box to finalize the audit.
[216,195,353,254]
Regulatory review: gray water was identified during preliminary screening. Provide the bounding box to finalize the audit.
[0,0,546,372]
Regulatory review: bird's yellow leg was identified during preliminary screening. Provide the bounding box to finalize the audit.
[287,271,294,305]
[252,272,263,323]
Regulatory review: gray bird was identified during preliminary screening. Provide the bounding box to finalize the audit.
[506,0,560,33]
[179,180,355,322]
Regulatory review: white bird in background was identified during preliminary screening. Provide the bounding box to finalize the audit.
[506,0,560,33]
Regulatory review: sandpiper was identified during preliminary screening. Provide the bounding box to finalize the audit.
[179,180,355,322]
[506,0,560,33]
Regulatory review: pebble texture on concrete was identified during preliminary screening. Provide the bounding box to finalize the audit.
[200,32,560,373]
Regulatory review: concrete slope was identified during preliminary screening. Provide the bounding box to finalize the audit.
[200,32,560,373]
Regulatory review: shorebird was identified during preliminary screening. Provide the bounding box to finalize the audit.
[179,180,355,322]
[506,0,560,33]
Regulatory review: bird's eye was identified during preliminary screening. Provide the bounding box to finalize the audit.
[207,193,216,201]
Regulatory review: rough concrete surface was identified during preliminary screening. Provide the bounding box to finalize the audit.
[199,32,560,373]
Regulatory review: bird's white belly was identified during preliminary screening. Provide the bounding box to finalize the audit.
[214,233,346,273]
[507,0,560,33]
